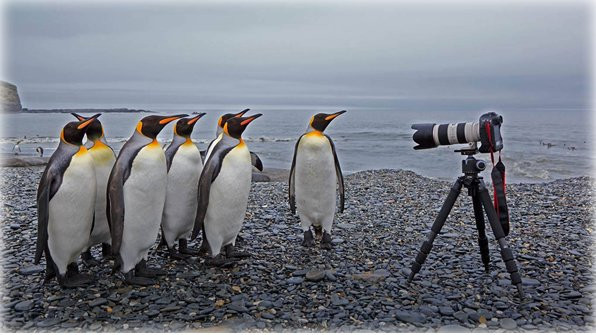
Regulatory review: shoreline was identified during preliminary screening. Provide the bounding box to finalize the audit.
[1,157,591,185]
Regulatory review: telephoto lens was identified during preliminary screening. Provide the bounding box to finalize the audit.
[411,112,503,153]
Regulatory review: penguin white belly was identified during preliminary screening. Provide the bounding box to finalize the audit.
[88,144,115,247]
[162,142,203,247]
[48,151,96,275]
[295,135,337,227]
[120,144,167,273]
[204,144,252,256]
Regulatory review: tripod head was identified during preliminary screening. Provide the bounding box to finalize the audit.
[454,143,486,176]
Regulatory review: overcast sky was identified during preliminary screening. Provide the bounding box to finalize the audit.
[2,1,591,111]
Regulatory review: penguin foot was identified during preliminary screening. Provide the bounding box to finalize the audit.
[58,273,93,288]
[313,226,323,239]
[67,262,80,274]
[302,230,315,247]
[178,238,199,256]
[124,272,156,286]
[135,260,167,278]
[81,251,99,266]
[168,249,187,260]
[204,254,237,268]
[224,244,250,259]
[320,232,333,250]
[197,241,210,258]
[101,243,113,259]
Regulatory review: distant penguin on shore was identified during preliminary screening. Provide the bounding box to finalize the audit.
[289,111,346,249]
[35,114,101,287]
[107,114,186,286]
[192,114,262,266]
[71,113,116,264]
[160,113,206,259]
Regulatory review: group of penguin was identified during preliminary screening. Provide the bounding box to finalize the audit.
[35,109,347,287]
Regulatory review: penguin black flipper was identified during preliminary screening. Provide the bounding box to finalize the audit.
[35,149,72,264]
[106,135,147,258]
[192,142,233,239]
[325,134,345,213]
[164,136,186,172]
[250,151,263,171]
[288,134,305,215]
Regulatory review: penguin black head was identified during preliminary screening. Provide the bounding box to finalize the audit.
[309,110,346,132]
[136,114,188,138]
[61,113,102,146]
[175,113,206,137]
[223,114,262,139]
[218,108,250,129]
[71,113,104,141]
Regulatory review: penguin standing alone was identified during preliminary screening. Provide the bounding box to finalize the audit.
[107,114,186,285]
[289,111,346,249]
[71,113,116,263]
[192,114,262,266]
[35,114,101,287]
[161,113,206,259]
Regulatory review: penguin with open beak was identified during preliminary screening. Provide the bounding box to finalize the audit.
[107,114,187,286]
[192,114,262,266]
[35,114,102,287]
[71,113,116,264]
[160,113,206,259]
[289,111,346,249]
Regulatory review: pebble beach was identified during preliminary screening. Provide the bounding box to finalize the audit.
[0,166,593,332]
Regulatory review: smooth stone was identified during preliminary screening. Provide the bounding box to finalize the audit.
[522,277,540,286]
[500,318,517,330]
[439,306,455,316]
[395,311,426,324]
[562,291,582,299]
[454,311,468,322]
[36,318,61,327]
[287,277,304,285]
[88,298,108,308]
[437,324,470,332]
[305,270,326,282]
[14,300,34,312]
[227,302,249,313]
[19,265,44,275]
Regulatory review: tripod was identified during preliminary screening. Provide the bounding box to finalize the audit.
[407,147,524,298]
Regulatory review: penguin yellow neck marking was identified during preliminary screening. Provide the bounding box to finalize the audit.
[236,138,246,148]
[75,145,88,156]
[305,130,324,138]
[147,138,160,148]
[136,121,143,135]
[182,137,194,146]
[91,140,108,150]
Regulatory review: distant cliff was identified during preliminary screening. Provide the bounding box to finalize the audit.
[0,81,23,113]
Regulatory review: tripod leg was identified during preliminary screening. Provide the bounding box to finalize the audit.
[408,177,464,283]
[472,193,490,273]
[477,179,524,299]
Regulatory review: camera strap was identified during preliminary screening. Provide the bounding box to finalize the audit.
[485,122,510,236]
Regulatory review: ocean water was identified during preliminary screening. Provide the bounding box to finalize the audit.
[0,107,592,183]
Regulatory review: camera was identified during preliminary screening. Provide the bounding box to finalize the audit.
[412,112,503,153]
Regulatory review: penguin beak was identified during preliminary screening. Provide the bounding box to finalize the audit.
[324,110,346,121]
[187,113,206,125]
[159,114,188,125]
[239,113,262,126]
[77,113,101,129]
[71,112,86,122]
[235,108,250,118]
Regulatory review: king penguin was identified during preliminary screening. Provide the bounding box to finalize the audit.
[107,114,186,286]
[71,113,116,263]
[192,114,262,266]
[161,113,206,259]
[289,111,346,249]
[35,114,101,287]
